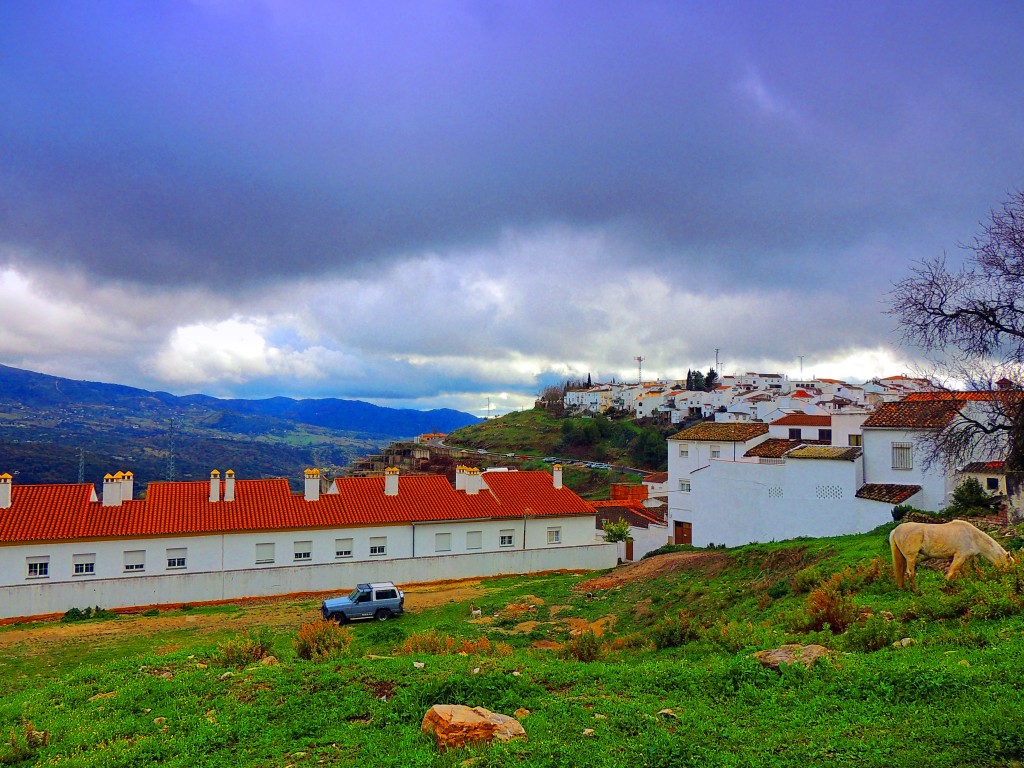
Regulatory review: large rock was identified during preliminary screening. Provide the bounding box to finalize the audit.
[752,644,831,670]
[421,704,526,751]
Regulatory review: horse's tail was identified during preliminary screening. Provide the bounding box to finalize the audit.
[890,530,907,589]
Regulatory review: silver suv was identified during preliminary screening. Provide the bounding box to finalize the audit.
[321,581,405,623]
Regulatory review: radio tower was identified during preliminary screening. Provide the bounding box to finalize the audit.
[634,355,645,385]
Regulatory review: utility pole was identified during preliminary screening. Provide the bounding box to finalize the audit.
[798,355,804,378]
[634,355,645,385]
[166,417,177,482]
[77,448,85,484]
[714,348,720,372]
[486,397,492,419]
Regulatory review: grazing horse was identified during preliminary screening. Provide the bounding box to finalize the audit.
[889,520,1014,589]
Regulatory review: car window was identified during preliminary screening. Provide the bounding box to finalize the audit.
[356,592,371,603]
[376,589,397,600]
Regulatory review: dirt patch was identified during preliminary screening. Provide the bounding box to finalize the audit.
[548,605,571,617]
[0,579,486,652]
[565,616,615,637]
[515,621,540,632]
[578,551,728,590]
[531,640,562,651]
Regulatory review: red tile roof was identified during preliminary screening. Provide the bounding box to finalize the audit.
[862,400,961,429]
[0,471,594,544]
[590,500,666,528]
[856,484,922,504]
[791,390,813,398]
[770,414,832,427]
[962,461,1007,474]
[744,438,827,459]
[643,472,669,484]
[669,422,769,442]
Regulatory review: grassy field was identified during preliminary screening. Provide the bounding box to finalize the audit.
[5,524,1024,766]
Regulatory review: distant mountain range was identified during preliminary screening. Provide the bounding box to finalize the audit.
[0,364,481,488]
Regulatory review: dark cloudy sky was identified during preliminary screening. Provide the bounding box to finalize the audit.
[2,1,1023,414]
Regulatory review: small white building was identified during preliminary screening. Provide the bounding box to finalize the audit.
[0,466,614,621]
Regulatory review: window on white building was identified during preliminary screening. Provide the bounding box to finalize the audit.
[335,538,354,558]
[892,442,913,470]
[27,556,49,579]
[72,553,96,576]
[467,530,482,550]
[710,446,721,459]
[679,479,691,493]
[255,543,275,564]
[369,537,387,556]
[819,429,832,443]
[678,445,689,457]
[124,550,146,572]
[848,434,863,447]
[166,547,187,569]
[499,530,515,547]
[546,527,562,545]
[294,541,313,561]
[788,428,802,440]
[435,532,452,552]
[987,477,1000,491]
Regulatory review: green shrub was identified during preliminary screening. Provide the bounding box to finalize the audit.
[766,580,791,599]
[840,614,903,652]
[293,619,351,660]
[945,477,999,517]
[792,566,825,595]
[142,608,160,617]
[218,627,274,666]
[651,610,700,650]
[61,606,116,623]
[565,629,602,662]
[642,543,697,559]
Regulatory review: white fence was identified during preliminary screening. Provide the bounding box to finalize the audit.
[0,543,617,621]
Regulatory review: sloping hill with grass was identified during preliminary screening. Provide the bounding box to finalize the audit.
[448,408,675,471]
[4,522,1024,766]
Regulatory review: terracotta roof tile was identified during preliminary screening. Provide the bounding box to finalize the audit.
[770,414,832,427]
[743,438,827,458]
[669,422,769,442]
[962,461,1007,474]
[0,471,594,544]
[786,445,862,461]
[856,484,922,504]
[862,400,961,429]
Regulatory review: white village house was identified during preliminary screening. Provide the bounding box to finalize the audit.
[0,465,615,621]
[666,393,1004,548]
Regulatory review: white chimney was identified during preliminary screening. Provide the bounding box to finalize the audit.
[466,467,481,495]
[224,469,235,502]
[102,473,123,507]
[122,471,134,501]
[455,465,468,491]
[0,473,11,509]
[553,463,563,490]
[304,468,320,502]
[209,470,221,503]
[384,466,399,496]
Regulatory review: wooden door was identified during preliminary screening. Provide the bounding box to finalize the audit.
[673,521,692,545]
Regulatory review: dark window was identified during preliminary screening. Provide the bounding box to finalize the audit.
[376,589,397,600]
[819,429,832,442]
[987,477,1000,491]
[788,428,801,440]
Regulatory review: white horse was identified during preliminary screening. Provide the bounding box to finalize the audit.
[889,520,1014,590]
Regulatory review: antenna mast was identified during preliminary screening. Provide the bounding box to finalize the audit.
[634,355,645,385]
[714,348,720,372]
[77,448,85,484]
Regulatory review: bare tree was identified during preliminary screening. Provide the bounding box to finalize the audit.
[889,190,1024,472]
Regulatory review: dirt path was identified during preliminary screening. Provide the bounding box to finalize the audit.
[577,550,727,590]
[0,578,486,652]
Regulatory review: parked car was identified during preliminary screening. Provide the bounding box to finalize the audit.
[321,581,405,623]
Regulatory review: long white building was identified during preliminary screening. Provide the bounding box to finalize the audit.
[0,465,614,621]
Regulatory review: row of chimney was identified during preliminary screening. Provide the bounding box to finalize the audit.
[0,463,566,511]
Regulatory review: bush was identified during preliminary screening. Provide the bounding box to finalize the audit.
[792,566,825,595]
[564,629,602,662]
[218,627,274,666]
[650,610,700,650]
[642,543,697,559]
[61,606,116,623]
[398,631,512,657]
[840,614,903,652]
[801,586,858,634]
[945,477,999,517]
[294,619,351,660]
[766,580,791,599]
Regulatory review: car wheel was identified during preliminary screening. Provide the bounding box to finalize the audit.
[333,612,348,624]
[374,608,391,622]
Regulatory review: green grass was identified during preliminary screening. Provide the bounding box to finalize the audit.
[5,525,1024,766]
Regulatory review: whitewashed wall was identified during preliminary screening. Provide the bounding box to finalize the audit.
[686,456,890,547]
[861,428,952,511]
[0,541,617,620]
